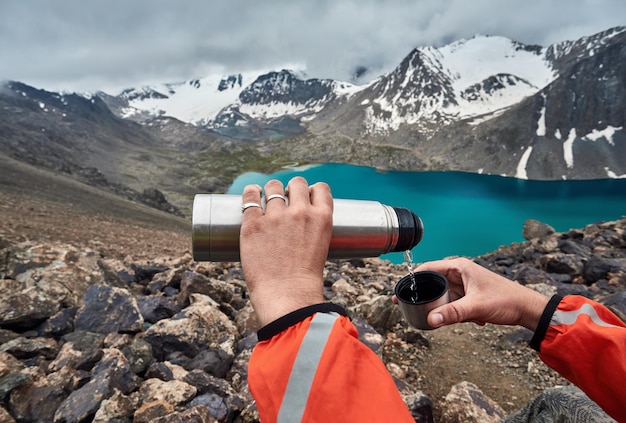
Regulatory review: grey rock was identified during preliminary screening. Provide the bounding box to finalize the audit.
[558,239,591,258]
[0,329,18,345]
[353,317,386,354]
[0,337,58,359]
[143,300,239,362]
[145,362,176,381]
[122,338,154,375]
[91,348,138,394]
[522,219,555,240]
[92,389,135,423]
[137,378,197,406]
[74,285,144,334]
[440,381,506,423]
[351,294,401,332]
[189,393,230,422]
[512,267,555,286]
[138,296,181,324]
[153,405,216,423]
[0,407,16,423]
[601,290,626,323]
[583,255,624,283]
[233,303,260,338]
[8,368,72,423]
[178,271,234,308]
[133,400,174,423]
[0,279,68,330]
[54,349,137,423]
[49,331,105,372]
[183,369,236,397]
[539,253,584,275]
[36,307,77,337]
[0,372,29,402]
[133,264,169,284]
[54,376,111,423]
[185,348,233,379]
[405,391,434,423]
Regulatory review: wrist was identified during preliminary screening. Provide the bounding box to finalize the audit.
[257,303,348,341]
[518,290,551,331]
[529,295,564,351]
[249,280,325,327]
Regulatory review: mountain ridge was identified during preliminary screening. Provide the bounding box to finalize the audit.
[1,26,624,217]
[97,26,624,181]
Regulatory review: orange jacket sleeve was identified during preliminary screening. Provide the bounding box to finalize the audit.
[530,295,626,422]
[248,303,415,423]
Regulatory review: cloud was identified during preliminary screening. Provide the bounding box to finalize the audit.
[0,0,624,93]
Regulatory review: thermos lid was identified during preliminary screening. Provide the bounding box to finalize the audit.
[391,207,424,252]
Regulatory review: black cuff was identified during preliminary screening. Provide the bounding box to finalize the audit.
[529,294,563,351]
[257,303,348,341]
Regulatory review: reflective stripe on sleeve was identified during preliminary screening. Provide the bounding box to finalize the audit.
[551,303,621,329]
[277,312,339,423]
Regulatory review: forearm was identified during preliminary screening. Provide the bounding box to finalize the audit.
[248,304,415,423]
[530,295,626,422]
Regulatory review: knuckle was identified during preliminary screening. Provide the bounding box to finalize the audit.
[242,185,262,201]
[447,303,466,323]
[312,181,331,192]
[289,176,308,185]
[264,179,284,193]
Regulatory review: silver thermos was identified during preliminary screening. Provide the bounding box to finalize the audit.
[192,194,424,262]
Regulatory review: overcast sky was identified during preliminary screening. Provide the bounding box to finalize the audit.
[1,0,624,94]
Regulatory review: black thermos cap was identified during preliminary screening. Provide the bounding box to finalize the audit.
[392,207,424,252]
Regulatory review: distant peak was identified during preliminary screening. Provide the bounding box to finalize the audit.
[217,74,243,92]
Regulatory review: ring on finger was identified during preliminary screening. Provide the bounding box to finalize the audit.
[266,194,286,203]
[241,202,262,213]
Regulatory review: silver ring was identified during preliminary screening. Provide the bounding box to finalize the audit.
[241,202,262,213]
[265,194,286,203]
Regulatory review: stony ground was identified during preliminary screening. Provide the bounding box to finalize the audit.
[0,155,571,419]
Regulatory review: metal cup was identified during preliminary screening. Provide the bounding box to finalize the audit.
[394,271,450,330]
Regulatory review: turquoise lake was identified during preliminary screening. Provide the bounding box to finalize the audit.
[227,164,626,264]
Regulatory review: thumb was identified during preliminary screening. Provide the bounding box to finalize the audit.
[427,298,471,328]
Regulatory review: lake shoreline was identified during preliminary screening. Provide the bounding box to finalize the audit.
[227,165,626,264]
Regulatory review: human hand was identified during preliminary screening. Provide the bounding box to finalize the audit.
[395,258,549,331]
[239,177,333,326]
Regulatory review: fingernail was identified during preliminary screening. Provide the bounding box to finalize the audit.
[430,313,444,327]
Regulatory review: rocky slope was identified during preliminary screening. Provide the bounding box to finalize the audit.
[0,84,295,217]
[1,156,624,422]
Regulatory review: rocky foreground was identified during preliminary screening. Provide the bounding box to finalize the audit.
[1,217,625,423]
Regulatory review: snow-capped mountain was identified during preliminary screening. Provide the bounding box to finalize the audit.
[110,33,561,135]
[115,72,256,125]
[112,68,366,130]
[96,26,625,180]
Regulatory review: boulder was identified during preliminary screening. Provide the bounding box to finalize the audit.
[143,298,239,362]
[522,219,555,240]
[440,381,506,423]
[74,285,144,334]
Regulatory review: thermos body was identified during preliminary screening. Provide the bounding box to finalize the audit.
[192,194,423,262]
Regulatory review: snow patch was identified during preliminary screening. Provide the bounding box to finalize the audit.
[438,36,555,94]
[536,94,546,136]
[516,146,533,179]
[583,125,622,146]
[240,100,316,119]
[605,167,626,178]
[563,128,577,168]
[125,71,263,124]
